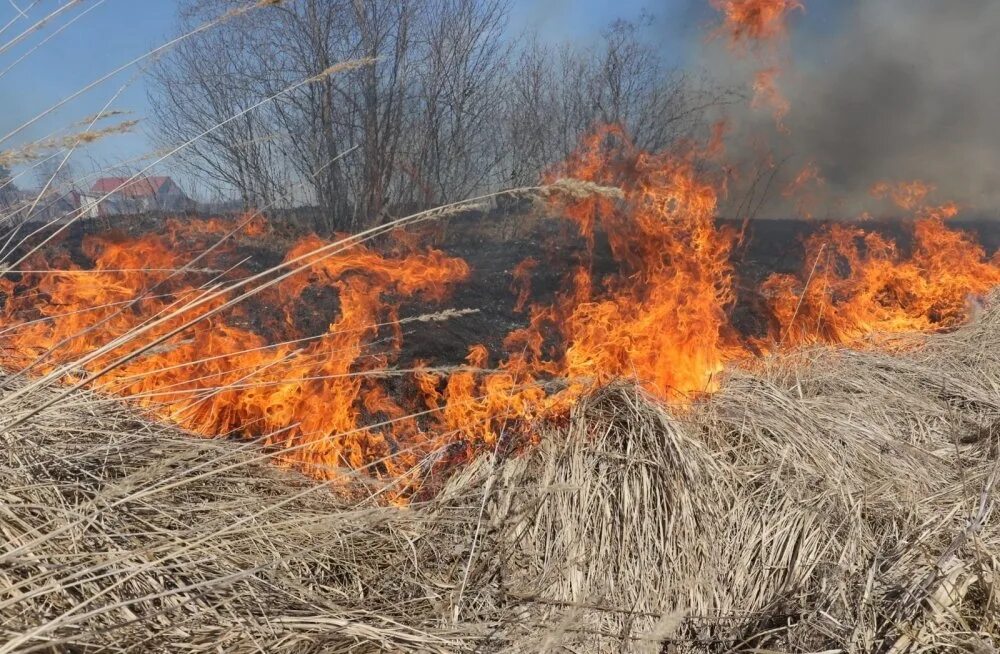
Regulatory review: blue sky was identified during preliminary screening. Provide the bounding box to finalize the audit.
[0,0,841,191]
[2,2,176,178]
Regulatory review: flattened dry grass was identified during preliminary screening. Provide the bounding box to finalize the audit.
[2,296,999,652]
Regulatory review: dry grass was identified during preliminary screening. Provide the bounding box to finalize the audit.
[0,120,140,168]
[2,295,999,652]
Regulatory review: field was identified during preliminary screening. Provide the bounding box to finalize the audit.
[2,270,999,651]
[4,1,1000,651]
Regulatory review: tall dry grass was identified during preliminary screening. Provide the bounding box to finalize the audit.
[2,295,998,652]
[1,4,999,652]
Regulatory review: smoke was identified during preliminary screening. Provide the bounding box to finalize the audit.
[709,0,1000,218]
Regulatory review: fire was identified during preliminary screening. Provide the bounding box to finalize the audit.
[511,257,537,313]
[1,142,998,496]
[764,196,1000,346]
[1,217,472,483]
[430,126,740,456]
[871,180,936,212]
[3,0,999,492]
[423,128,742,458]
[711,0,802,129]
[783,160,825,219]
[705,0,999,350]
[0,0,996,504]
[525,126,738,398]
[752,68,791,128]
[711,0,803,46]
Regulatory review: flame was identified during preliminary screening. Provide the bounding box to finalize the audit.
[752,68,791,128]
[430,126,741,446]
[2,0,997,500]
[511,257,537,313]
[535,126,738,397]
[2,148,999,496]
[871,180,936,212]
[783,161,825,219]
[0,128,746,489]
[705,0,997,349]
[711,0,803,46]
[1,216,472,484]
[711,1,802,129]
[764,197,1000,346]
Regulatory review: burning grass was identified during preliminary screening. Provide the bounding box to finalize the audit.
[2,293,999,652]
[3,1,998,650]
[3,132,997,498]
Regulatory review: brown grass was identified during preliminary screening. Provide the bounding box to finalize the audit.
[1,295,999,652]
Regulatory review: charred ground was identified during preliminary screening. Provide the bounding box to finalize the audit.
[11,207,999,368]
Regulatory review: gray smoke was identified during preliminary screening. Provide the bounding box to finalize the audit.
[708,0,1000,218]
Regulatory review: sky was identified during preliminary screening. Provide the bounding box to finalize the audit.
[10,0,995,217]
[0,0,755,190]
[2,2,176,179]
[0,1,685,181]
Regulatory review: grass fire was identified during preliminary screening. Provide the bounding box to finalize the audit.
[1,0,999,652]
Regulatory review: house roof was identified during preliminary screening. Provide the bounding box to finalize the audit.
[91,176,175,198]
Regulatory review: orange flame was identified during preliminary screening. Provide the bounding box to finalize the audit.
[783,161,825,219]
[2,0,997,500]
[1,217,472,485]
[871,180,936,212]
[712,1,802,129]
[511,257,537,313]
[711,0,803,46]
[535,126,738,397]
[1,143,998,498]
[764,198,999,346]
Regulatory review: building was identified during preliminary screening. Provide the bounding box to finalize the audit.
[77,191,101,219]
[12,188,84,224]
[90,176,192,214]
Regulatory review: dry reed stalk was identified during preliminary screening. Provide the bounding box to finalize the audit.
[1,295,998,652]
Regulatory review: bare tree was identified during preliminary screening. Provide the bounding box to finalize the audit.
[402,0,511,206]
[503,17,709,186]
[148,3,714,232]
[153,0,422,230]
[34,156,75,191]
[250,0,510,228]
[0,165,17,217]
[149,5,289,211]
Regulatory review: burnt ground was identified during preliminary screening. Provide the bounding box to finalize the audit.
[7,209,999,370]
[399,209,1000,365]
[734,217,1000,277]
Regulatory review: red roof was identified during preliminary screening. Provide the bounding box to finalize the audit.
[91,176,173,198]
